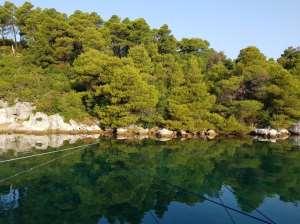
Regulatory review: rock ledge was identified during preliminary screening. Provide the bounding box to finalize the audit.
[0,101,101,134]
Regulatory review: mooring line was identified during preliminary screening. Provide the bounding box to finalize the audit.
[162,181,273,224]
[218,194,236,224]
[224,186,277,224]
[0,142,277,224]
[0,142,98,183]
[149,211,160,224]
[0,142,99,164]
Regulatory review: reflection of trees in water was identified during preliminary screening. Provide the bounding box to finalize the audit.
[0,139,299,223]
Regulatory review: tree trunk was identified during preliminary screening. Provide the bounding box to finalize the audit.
[10,8,17,50]
[11,44,16,56]
[12,24,17,46]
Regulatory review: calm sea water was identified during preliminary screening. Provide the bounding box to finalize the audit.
[0,136,299,224]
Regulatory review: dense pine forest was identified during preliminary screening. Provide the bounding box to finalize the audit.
[0,2,299,134]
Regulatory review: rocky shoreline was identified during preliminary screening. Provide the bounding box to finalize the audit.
[0,101,299,141]
[251,124,300,140]
[0,101,101,134]
[0,101,218,140]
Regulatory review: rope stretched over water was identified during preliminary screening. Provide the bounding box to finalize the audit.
[149,211,160,224]
[223,186,277,224]
[0,142,277,224]
[164,182,274,224]
[0,142,99,183]
[0,142,99,164]
[218,194,236,224]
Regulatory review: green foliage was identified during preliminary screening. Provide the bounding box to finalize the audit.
[236,46,267,66]
[155,24,177,54]
[73,49,158,127]
[215,76,243,103]
[128,45,153,75]
[230,100,263,125]
[1,140,299,223]
[0,50,88,121]
[166,56,216,131]
[278,47,300,75]
[37,91,92,122]
[178,38,209,55]
[221,116,250,135]
[0,2,299,131]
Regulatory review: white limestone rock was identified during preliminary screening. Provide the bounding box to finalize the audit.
[86,124,101,132]
[253,128,290,139]
[0,101,102,134]
[116,126,149,137]
[21,112,50,132]
[0,100,8,108]
[254,129,269,136]
[14,102,35,120]
[269,129,278,138]
[69,120,81,132]
[277,129,290,137]
[49,114,72,132]
[179,130,194,138]
[156,128,175,138]
[206,129,217,139]
[0,107,16,124]
[0,101,35,125]
[117,127,128,136]
[135,126,149,136]
[128,125,149,136]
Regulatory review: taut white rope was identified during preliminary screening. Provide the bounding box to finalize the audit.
[0,142,99,164]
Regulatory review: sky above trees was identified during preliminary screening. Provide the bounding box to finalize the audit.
[3,0,300,59]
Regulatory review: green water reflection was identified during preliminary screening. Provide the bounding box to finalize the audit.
[0,139,299,224]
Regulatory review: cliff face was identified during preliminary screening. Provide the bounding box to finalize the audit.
[0,101,102,134]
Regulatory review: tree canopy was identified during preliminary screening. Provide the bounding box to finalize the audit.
[0,1,299,133]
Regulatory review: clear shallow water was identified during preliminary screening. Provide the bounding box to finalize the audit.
[0,137,299,224]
